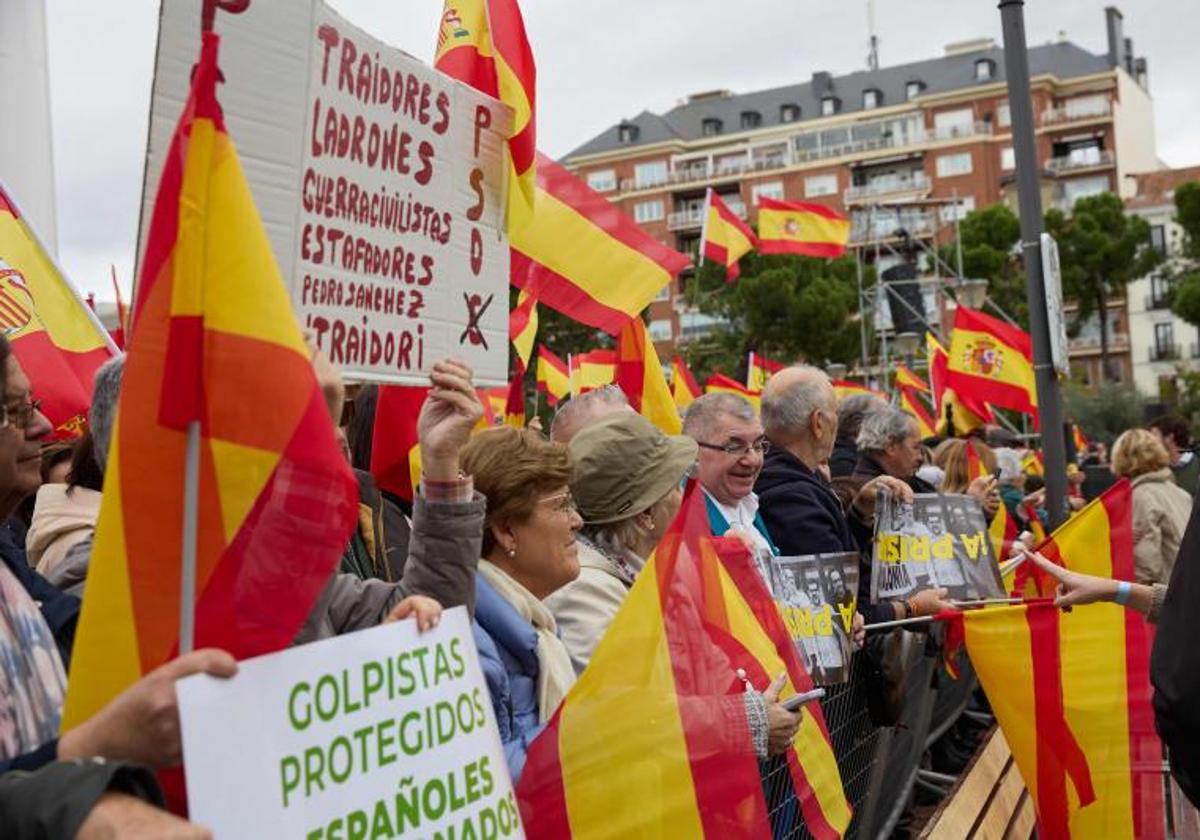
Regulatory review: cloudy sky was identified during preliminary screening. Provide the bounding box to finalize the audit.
[38,0,1194,301]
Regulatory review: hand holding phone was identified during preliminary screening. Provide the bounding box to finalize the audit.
[782,687,825,712]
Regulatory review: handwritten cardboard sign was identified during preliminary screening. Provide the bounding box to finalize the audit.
[140,1,510,385]
[177,607,523,839]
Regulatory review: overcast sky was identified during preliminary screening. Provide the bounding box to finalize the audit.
[41,0,1194,301]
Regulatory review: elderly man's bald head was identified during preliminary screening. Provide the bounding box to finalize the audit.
[761,365,837,446]
[549,385,634,443]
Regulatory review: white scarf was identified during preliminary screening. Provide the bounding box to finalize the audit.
[478,561,576,722]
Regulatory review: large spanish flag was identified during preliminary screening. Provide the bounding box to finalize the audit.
[706,372,760,411]
[671,355,702,412]
[1010,481,1164,839]
[947,306,1038,419]
[701,188,758,281]
[435,0,536,219]
[569,348,617,395]
[747,351,784,392]
[62,33,357,727]
[757,197,850,258]
[510,155,691,335]
[517,483,851,838]
[0,184,116,437]
[536,345,569,406]
[616,317,681,434]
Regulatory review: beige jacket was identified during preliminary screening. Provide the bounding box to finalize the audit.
[27,484,101,579]
[1131,468,1192,585]
[545,540,633,674]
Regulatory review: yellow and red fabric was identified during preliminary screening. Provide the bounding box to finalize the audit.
[746,351,784,392]
[831,378,885,403]
[894,363,928,393]
[63,34,357,729]
[928,331,993,436]
[536,345,569,406]
[1023,450,1046,477]
[1072,425,1089,459]
[671,355,702,412]
[502,372,525,427]
[701,188,758,281]
[110,265,128,350]
[510,155,691,335]
[0,185,116,437]
[947,306,1038,420]
[517,482,851,838]
[898,386,936,439]
[756,197,850,259]
[569,348,617,396]
[372,385,430,504]
[435,0,536,219]
[705,373,760,411]
[616,317,681,434]
[966,439,1019,562]
[510,289,538,372]
[1011,481,1164,839]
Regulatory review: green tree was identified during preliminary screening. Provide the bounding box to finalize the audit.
[935,203,1029,327]
[1168,181,1200,326]
[1045,192,1161,383]
[1063,381,1145,445]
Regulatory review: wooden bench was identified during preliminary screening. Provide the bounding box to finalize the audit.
[919,727,1036,839]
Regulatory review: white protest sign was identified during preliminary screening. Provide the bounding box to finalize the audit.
[140,1,510,385]
[178,607,524,839]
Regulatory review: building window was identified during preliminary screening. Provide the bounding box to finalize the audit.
[997,103,1011,127]
[906,80,924,101]
[975,58,994,81]
[617,122,639,144]
[740,110,762,130]
[586,169,616,192]
[939,195,976,223]
[1150,224,1168,257]
[936,151,973,177]
[1061,174,1110,208]
[804,173,838,198]
[701,117,723,137]
[1149,273,1173,308]
[821,96,839,116]
[934,107,974,134]
[752,181,785,203]
[780,104,801,123]
[647,319,674,342]
[1154,322,1176,361]
[633,160,668,189]
[633,199,664,223]
[1064,94,1108,119]
[1000,147,1015,170]
[863,89,881,110]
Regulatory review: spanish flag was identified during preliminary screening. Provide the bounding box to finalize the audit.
[616,317,681,434]
[63,34,357,726]
[569,348,617,396]
[948,306,1038,420]
[510,155,691,335]
[1072,425,1089,458]
[966,439,1019,563]
[435,0,536,219]
[706,372,760,410]
[701,188,758,281]
[831,378,885,402]
[510,289,538,372]
[536,345,569,406]
[1010,481,1164,838]
[517,483,851,838]
[898,386,936,438]
[372,385,430,504]
[0,184,116,437]
[928,331,992,436]
[757,198,850,259]
[671,355,702,412]
[747,351,784,392]
[894,363,928,393]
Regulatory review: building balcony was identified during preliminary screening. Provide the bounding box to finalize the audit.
[1047,150,1115,174]
[850,210,936,244]
[844,172,932,205]
[667,200,746,231]
[1150,344,1181,362]
[1145,292,1172,311]
[1040,99,1112,125]
[1068,332,1130,354]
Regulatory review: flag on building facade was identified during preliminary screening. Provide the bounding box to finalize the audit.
[510,288,538,372]
[947,306,1038,420]
[0,183,116,437]
[537,345,570,406]
[63,33,357,728]
[671,355,702,412]
[434,0,536,219]
[706,372,760,410]
[517,483,851,838]
[701,188,758,281]
[756,197,850,258]
[569,348,617,395]
[616,317,681,434]
[1011,481,1164,839]
[747,351,784,391]
[510,154,691,335]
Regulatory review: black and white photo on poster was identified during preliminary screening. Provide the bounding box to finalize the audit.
[769,553,858,686]
[871,492,1005,603]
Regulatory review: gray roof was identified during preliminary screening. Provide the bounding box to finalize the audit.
[566,42,1111,159]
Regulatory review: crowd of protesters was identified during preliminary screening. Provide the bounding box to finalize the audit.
[0,343,1197,836]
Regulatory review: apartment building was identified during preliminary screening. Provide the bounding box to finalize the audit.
[562,7,1157,354]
